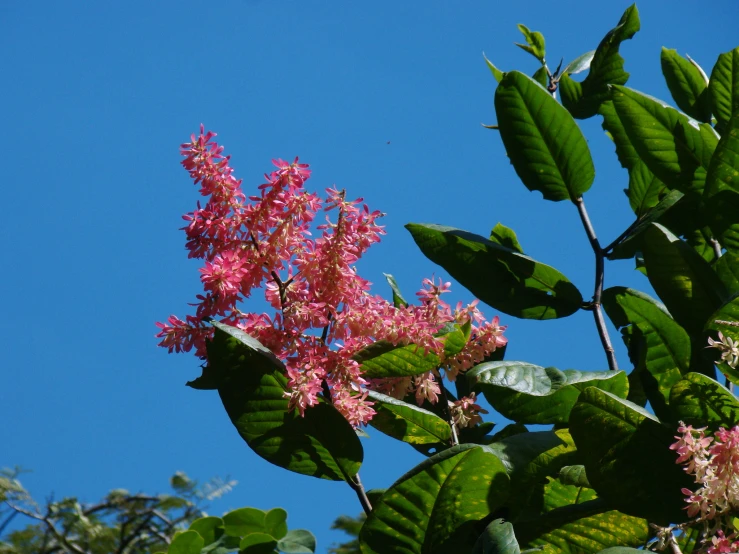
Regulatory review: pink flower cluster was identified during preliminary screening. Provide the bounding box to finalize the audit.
[157,127,507,426]
[672,422,739,550]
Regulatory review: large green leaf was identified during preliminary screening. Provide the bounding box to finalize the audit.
[560,4,640,119]
[569,388,692,524]
[277,529,317,553]
[353,324,467,378]
[669,372,739,431]
[601,287,690,420]
[167,531,204,554]
[661,48,712,122]
[703,114,739,251]
[715,252,739,294]
[471,520,521,554]
[366,391,452,446]
[187,516,224,546]
[641,223,727,334]
[208,323,363,481]
[514,478,649,554]
[467,361,628,424]
[359,445,510,554]
[709,47,739,131]
[610,85,718,195]
[406,224,583,319]
[495,71,594,202]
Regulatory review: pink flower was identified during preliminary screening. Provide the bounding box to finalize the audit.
[449,393,489,429]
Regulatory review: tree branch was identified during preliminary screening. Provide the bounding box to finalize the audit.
[347,473,373,516]
[575,197,618,371]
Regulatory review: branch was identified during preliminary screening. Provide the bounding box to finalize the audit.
[5,503,87,554]
[574,197,618,371]
[346,473,372,516]
[438,381,459,446]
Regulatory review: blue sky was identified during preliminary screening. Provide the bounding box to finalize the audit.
[2,0,737,550]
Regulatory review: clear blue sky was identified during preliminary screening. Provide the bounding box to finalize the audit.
[2,0,737,550]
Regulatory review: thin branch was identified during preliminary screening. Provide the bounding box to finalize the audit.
[0,509,19,537]
[6,503,87,554]
[438,381,459,446]
[575,197,618,371]
[347,473,372,515]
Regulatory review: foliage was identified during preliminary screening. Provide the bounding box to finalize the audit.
[158,4,739,553]
[0,470,314,554]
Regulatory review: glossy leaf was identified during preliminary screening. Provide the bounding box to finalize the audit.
[531,66,548,89]
[366,390,452,445]
[661,48,712,122]
[471,520,521,554]
[353,324,467,378]
[562,51,595,76]
[468,361,628,424]
[495,71,594,202]
[669,372,739,430]
[560,4,640,118]
[601,287,690,419]
[703,113,739,251]
[209,323,363,481]
[359,445,510,554]
[277,529,316,553]
[515,478,649,553]
[489,223,524,253]
[611,85,718,195]
[569,388,692,523]
[709,47,739,130]
[167,531,204,554]
[406,223,583,319]
[515,24,545,62]
[641,223,727,334]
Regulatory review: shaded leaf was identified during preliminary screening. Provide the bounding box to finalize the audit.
[209,323,363,481]
[559,465,590,488]
[239,532,278,554]
[468,361,628,425]
[359,445,510,554]
[569,388,692,524]
[406,223,583,320]
[188,516,224,546]
[714,252,739,294]
[704,292,739,385]
[611,86,718,195]
[661,48,712,122]
[495,71,594,202]
[669,372,739,431]
[278,529,317,553]
[703,113,739,251]
[560,4,640,118]
[471,519,521,554]
[490,223,524,253]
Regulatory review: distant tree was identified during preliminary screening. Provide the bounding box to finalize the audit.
[0,468,235,554]
[328,514,364,554]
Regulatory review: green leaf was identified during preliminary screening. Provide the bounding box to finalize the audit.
[188,516,224,545]
[599,100,639,171]
[277,529,317,553]
[239,532,278,554]
[515,24,546,62]
[366,390,452,445]
[601,287,690,420]
[715,252,739,294]
[703,114,739,251]
[559,465,590,488]
[353,324,466,378]
[384,273,409,308]
[610,85,719,195]
[495,71,594,202]
[709,47,739,131]
[569,388,692,524]
[265,508,288,541]
[489,223,523,253]
[484,53,504,83]
[168,531,205,554]
[596,549,642,554]
[531,66,548,89]
[641,223,727,334]
[468,361,628,424]
[209,323,363,481]
[607,189,683,259]
[471,519,521,554]
[359,445,510,554]
[562,51,595,76]
[223,508,268,538]
[515,478,649,553]
[669,372,739,430]
[484,430,569,479]
[560,4,640,119]
[406,223,583,319]
[661,48,712,122]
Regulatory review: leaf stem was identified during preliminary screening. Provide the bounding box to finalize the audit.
[347,473,373,515]
[575,197,619,371]
[439,381,459,446]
